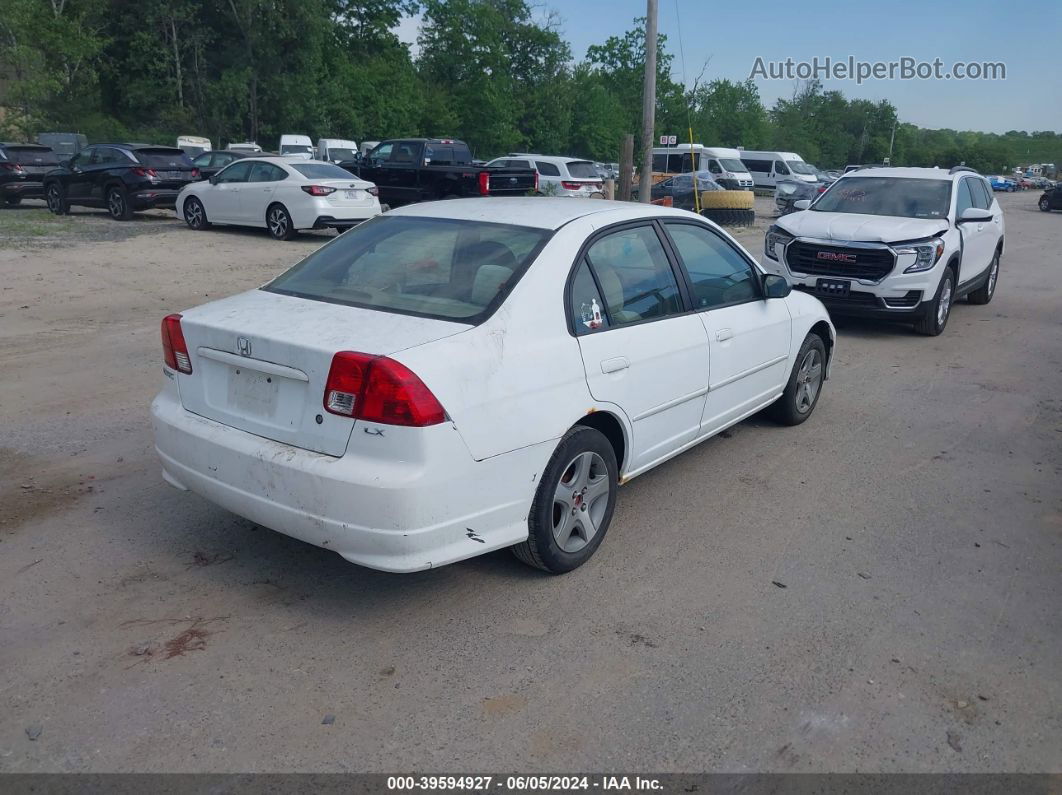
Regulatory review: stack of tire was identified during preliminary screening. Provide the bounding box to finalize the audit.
[699,190,755,227]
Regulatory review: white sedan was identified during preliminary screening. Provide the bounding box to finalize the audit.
[175,156,381,240]
[152,198,834,573]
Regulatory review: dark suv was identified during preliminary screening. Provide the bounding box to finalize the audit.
[1,143,60,206]
[43,143,199,220]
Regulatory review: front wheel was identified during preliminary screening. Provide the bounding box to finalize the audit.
[967,251,999,305]
[1040,197,1051,212]
[512,426,618,574]
[183,196,210,230]
[266,203,297,240]
[107,186,133,221]
[768,333,827,426]
[914,267,955,336]
[45,183,67,215]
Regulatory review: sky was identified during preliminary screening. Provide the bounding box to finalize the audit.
[394,0,1062,135]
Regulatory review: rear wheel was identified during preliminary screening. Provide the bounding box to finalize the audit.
[183,196,210,230]
[768,333,827,426]
[967,251,999,305]
[45,183,67,215]
[914,266,955,336]
[1040,196,1051,212]
[266,203,296,240]
[513,426,618,574]
[107,186,133,221]
[4,195,22,206]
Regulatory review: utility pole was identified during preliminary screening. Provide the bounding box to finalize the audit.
[638,0,658,203]
[887,119,896,164]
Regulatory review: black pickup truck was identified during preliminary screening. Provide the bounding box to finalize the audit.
[352,138,538,206]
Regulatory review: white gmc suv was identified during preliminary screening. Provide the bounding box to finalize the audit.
[763,166,1004,335]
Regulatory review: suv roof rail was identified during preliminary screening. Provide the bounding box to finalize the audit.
[949,165,979,175]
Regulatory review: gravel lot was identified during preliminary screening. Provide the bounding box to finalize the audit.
[1,194,1059,773]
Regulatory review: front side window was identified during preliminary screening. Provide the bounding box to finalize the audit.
[585,225,682,325]
[774,160,790,175]
[391,143,419,163]
[665,223,759,309]
[367,143,392,164]
[707,160,722,174]
[569,259,610,336]
[955,178,975,217]
[265,216,550,322]
[812,177,951,219]
[216,160,253,183]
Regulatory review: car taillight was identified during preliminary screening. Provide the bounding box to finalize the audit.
[191,168,200,179]
[323,351,445,426]
[534,171,539,192]
[1,162,24,173]
[161,314,192,374]
[132,166,158,177]
[561,181,584,190]
[366,185,379,196]
[302,185,336,196]
[478,171,490,195]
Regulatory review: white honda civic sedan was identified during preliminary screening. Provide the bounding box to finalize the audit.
[152,198,834,573]
[175,156,381,240]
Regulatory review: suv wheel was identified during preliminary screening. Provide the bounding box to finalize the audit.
[107,186,133,221]
[1040,196,1051,212]
[512,426,618,574]
[967,251,1000,305]
[769,333,827,425]
[266,203,296,240]
[184,197,210,230]
[45,184,68,215]
[914,266,955,336]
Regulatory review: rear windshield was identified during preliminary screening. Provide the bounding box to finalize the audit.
[326,148,358,161]
[135,149,194,168]
[813,177,952,219]
[281,144,313,154]
[265,216,551,322]
[5,146,59,165]
[292,163,354,179]
[566,161,599,179]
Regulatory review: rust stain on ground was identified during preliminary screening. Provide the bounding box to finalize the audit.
[121,616,229,665]
[482,694,527,717]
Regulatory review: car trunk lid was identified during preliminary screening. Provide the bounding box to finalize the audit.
[174,289,468,456]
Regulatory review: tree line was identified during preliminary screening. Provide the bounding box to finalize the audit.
[1,0,1058,173]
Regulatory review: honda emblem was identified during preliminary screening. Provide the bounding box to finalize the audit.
[237,337,252,357]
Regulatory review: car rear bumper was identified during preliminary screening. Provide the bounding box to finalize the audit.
[151,386,547,572]
[131,189,183,209]
[1,180,45,198]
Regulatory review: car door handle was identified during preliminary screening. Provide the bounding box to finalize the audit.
[600,357,629,374]
[716,328,734,341]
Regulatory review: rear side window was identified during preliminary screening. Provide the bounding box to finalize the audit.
[292,163,351,179]
[265,216,550,323]
[569,259,610,335]
[743,159,771,173]
[136,149,193,168]
[566,161,598,179]
[536,161,560,176]
[665,223,759,309]
[584,225,682,325]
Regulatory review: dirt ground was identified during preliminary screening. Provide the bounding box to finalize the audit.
[0,194,1059,773]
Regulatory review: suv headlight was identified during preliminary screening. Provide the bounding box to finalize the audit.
[765,225,794,261]
[900,238,945,273]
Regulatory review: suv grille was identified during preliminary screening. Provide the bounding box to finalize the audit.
[787,241,895,281]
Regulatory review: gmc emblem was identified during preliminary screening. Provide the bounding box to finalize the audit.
[817,251,857,263]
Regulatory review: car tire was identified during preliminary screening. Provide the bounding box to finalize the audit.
[768,332,827,426]
[107,186,133,221]
[45,183,68,215]
[700,190,755,210]
[266,203,296,240]
[1006,186,1014,192]
[1039,197,1051,212]
[512,425,618,574]
[183,197,210,230]
[914,266,955,336]
[4,195,22,206]
[967,250,1000,305]
[701,207,756,226]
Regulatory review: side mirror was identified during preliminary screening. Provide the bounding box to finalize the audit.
[793,199,811,210]
[763,273,791,299]
[957,207,992,224]
[208,174,219,185]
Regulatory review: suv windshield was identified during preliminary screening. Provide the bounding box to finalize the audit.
[786,161,816,175]
[292,163,354,179]
[813,177,952,219]
[265,216,550,322]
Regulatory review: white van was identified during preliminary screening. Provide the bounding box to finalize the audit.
[279,134,314,160]
[651,143,703,175]
[226,142,263,154]
[699,147,754,190]
[177,135,212,157]
[739,150,817,188]
[359,140,380,158]
[317,138,359,163]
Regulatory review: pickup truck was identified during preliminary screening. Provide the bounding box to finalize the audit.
[353,138,538,206]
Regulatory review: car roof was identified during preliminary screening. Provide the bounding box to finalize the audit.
[840,167,963,181]
[386,197,707,230]
[505,154,593,164]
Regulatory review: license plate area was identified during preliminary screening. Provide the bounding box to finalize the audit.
[228,368,279,417]
[816,278,851,297]
[343,189,363,200]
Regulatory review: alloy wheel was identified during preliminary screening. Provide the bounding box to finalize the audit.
[268,207,288,238]
[795,347,823,413]
[551,451,610,553]
[987,256,999,297]
[186,199,203,228]
[108,190,125,219]
[937,277,953,328]
[46,186,62,214]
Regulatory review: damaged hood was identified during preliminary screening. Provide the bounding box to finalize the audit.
[777,211,947,244]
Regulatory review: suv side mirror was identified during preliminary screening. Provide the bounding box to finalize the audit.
[957,207,992,223]
[793,199,811,210]
[763,273,791,299]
